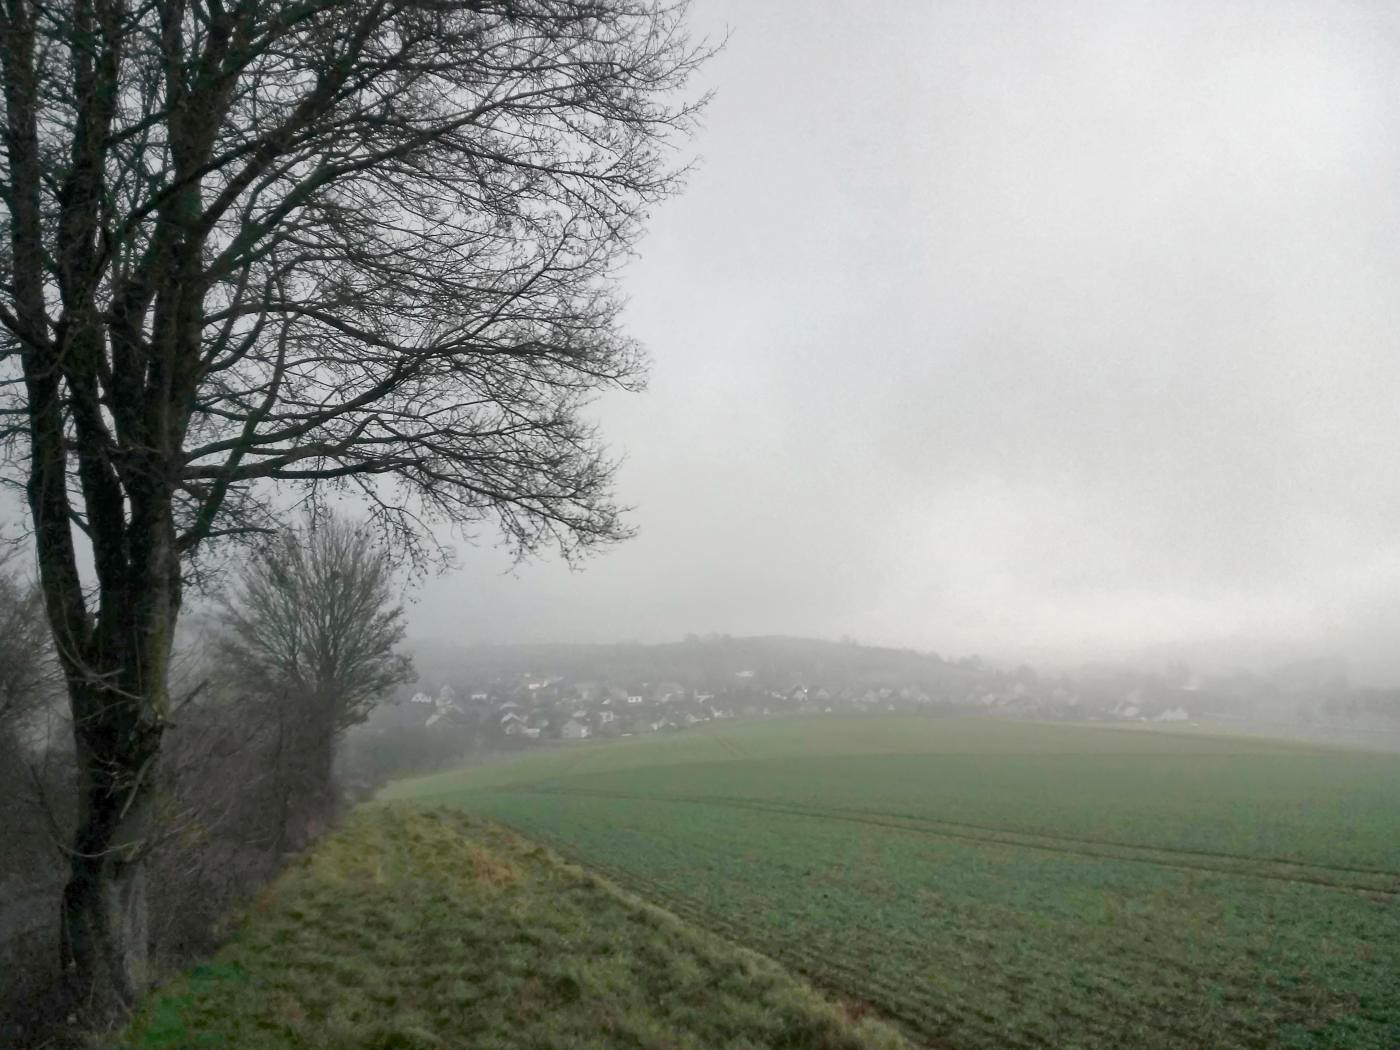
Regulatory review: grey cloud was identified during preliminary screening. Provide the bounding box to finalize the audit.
[411,0,1400,683]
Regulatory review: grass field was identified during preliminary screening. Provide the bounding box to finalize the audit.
[121,806,907,1049]
[385,716,1400,1050]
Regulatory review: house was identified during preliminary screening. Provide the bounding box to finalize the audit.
[419,686,465,728]
[409,691,434,706]
[561,719,590,740]
[597,710,617,724]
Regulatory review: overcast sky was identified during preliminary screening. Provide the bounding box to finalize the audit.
[412,0,1400,681]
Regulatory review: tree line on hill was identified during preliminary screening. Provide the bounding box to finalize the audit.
[0,516,414,1047]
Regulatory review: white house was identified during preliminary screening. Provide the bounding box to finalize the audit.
[561,719,591,740]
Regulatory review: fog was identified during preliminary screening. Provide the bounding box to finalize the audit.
[408,1,1400,681]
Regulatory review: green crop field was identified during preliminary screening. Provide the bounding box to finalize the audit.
[384,717,1400,1050]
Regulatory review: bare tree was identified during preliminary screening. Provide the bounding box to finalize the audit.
[217,514,414,851]
[0,552,59,737]
[0,0,709,1013]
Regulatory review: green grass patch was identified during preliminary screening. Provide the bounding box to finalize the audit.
[387,716,1400,1050]
[121,805,908,1050]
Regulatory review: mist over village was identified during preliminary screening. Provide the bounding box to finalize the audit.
[372,637,1389,755]
[4,2,1400,1049]
[325,630,1400,808]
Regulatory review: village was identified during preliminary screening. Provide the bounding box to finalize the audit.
[370,631,1400,757]
[334,638,1400,800]
[398,667,1201,746]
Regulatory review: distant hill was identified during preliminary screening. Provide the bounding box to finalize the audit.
[407,634,978,693]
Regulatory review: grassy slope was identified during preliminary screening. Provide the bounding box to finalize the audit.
[385,716,1400,1050]
[121,805,908,1050]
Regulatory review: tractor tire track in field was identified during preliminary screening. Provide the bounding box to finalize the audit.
[770,798,1400,880]
[501,785,1400,898]
[711,734,750,761]
[713,796,1400,893]
[606,859,1226,1029]
[574,855,967,1048]
[551,843,1246,1050]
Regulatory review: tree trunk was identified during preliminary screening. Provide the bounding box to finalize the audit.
[58,682,163,1017]
[282,700,336,852]
[48,487,179,1017]
[61,856,148,1015]
[60,789,153,1015]
[307,718,337,841]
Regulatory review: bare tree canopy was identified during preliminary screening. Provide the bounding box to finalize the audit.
[219,514,413,732]
[217,514,415,850]
[0,0,708,1014]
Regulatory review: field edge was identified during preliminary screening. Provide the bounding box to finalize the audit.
[119,803,915,1050]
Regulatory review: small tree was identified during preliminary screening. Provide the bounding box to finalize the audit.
[217,515,414,850]
[0,0,708,1011]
